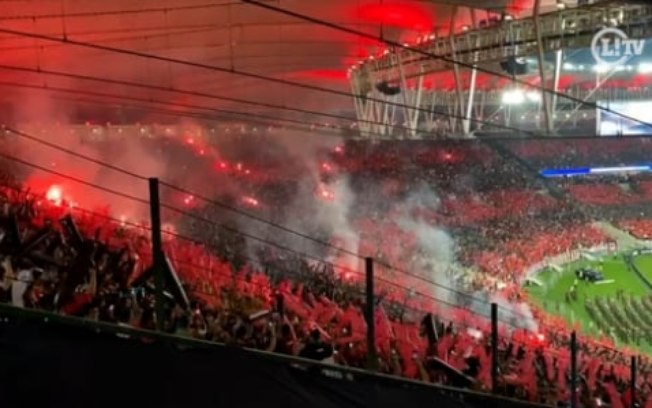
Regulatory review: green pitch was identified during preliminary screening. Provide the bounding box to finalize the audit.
[526,252,652,354]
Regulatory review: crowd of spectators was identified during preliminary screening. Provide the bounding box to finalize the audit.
[2,181,652,407]
[500,137,652,168]
[5,133,652,407]
[619,219,652,240]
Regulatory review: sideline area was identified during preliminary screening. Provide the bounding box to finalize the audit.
[526,223,652,354]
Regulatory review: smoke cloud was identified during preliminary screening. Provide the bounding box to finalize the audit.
[0,112,538,334]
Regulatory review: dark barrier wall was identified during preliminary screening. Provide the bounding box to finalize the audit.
[0,306,549,408]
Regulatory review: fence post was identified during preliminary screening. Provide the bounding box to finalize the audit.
[365,257,377,370]
[491,302,498,394]
[149,177,165,332]
[631,355,637,408]
[570,331,578,408]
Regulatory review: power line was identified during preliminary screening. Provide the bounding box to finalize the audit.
[0,81,349,137]
[0,2,240,21]
[0,66,418,136]
[2,126,528,319]
[0,26,219,53]
[0,65,388,134]
[0,89,351,141]
[1,86,345,137]
[241,0,652,131]
[0,28,536,136]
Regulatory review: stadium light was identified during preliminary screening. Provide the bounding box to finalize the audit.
[501,89,525,105]
[526,91,541,102]
[600,121,619,135]
[592,64,610,73]
[639,63,652,73]
[562,62,575,71]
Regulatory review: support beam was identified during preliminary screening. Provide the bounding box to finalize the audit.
[365,257,377,371]
[463,66,477,136]
[351,74,373,139]
[491,303,498,394]
[551,49,563,116]
[533,0,553,135]
[570,331,578,408]
[409,72,425,138]
[555,66,620,131]
[449,6,465,136]
[396,52,414,139]
[631,355,637,408]
[149,177,166,332]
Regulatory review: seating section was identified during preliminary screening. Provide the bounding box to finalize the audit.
[0,187,636,405]
[5,134,652,407]
[619,219,652,239]
[566,183,642,206]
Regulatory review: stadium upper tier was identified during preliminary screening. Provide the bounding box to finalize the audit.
[351,3,652,82]
[349,2,652,138]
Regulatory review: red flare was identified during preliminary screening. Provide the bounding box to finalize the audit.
[46,185,63,206]
[242,196,260,207]
[317,186,335,201]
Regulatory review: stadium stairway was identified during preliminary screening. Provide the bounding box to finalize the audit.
[596,221,645,250]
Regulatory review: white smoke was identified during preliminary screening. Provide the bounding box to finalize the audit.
[395,183,459,305]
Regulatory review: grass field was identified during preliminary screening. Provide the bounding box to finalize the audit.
[633,254,652,283]
[526,252,652,353]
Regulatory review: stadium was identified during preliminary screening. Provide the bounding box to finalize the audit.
[1,0,652,407]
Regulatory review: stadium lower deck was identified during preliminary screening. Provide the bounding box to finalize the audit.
[4,131,652,404]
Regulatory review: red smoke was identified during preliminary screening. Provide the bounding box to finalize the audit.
[290,69,348,83]
[357,3,433,31]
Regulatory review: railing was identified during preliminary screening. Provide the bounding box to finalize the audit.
[0,303,550,408]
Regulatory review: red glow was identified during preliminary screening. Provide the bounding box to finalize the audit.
[215,161,228,171]
[183,195,195,206]
[242,196,260,207]
[291,69,348,82]
[46,185,63,206]
[162,223,177,237]
[317,186,335,201]
[357,3,433,31]
[321,162,333,172]
[506,0,528,13]
[334,145,344,154]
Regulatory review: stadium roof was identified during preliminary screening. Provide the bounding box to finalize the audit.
[0,0,555,125]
